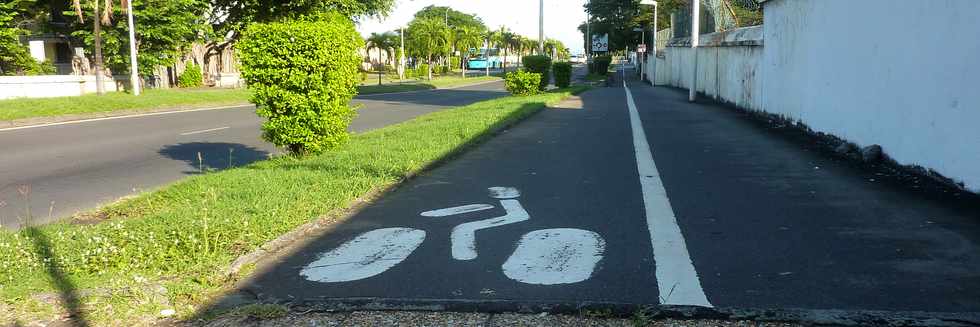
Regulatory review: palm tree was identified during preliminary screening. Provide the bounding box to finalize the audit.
[408,17,451,80]
[72,0,120,95]
[454,26,483,78]
[366,32,397,70]
[500,29,519,73]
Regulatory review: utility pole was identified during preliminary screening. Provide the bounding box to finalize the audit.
[94,0,105,95]
[689,0,699,102]
[399,27,405,80]
[126,0,140,95]
[538,0,544,55]
[652,1,657,86]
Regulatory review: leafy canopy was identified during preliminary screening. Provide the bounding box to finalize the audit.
[210,0,395,39]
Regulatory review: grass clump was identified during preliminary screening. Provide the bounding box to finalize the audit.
[0,86,587,324]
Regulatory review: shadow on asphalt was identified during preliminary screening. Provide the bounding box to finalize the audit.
[354,88,507,108]
[158,142,271,175]
[187,91,583,321]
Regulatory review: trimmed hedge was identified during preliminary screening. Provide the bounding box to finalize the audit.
[505,70,541,96]
[178,63,203,87]
[522,55,552,90]
[238,13,363,155]
[552,62,572,88]
[591,55,612,75]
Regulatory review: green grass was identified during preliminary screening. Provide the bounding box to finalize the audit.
[0,88,252,122]
[0,86,588,325]
[358,75,501,95]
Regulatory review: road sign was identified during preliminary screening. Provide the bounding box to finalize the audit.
[591,34,608,52]
[638,44,647,53]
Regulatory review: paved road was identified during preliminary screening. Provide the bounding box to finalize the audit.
[0,80,506,228]
[231,69,980,323]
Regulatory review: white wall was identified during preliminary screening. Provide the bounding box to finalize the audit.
[0,75,118,100]
[761,0,980,192]
[646,0,980,192]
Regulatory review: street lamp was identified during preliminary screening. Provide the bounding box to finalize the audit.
[398,27,405,80]
[538,0,544,55]
[125,0,140,95]
[689,0,699,102]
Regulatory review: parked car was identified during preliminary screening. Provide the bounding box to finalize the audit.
[569,55,586,64]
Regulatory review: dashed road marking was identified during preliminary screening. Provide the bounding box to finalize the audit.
[624,82,712,307]
[179,126,229,136]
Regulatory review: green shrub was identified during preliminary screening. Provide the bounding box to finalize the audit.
[415,63,430,78]
[450,57,461,71]
[505,70,541,96]
[552,62,572,88]
[237,13,363,155]
[177,63,203,87]
[591,55,612,75]
[521,55,552,90]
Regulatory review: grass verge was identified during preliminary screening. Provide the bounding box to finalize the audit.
[357,75,501,95]
[0,86,588,325]
[0,88,251,122]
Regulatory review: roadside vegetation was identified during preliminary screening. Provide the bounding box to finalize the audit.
[0,86,587,325]
[0,88,251,122]
[358,75,501,95]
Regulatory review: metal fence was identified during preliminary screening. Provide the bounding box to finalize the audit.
[671,0,762,37]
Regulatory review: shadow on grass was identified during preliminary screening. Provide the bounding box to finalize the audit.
[23,227,89,327]
[159,142,272,175]
[187,89,590,320]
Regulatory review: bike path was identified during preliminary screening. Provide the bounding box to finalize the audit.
[238,85,669,306]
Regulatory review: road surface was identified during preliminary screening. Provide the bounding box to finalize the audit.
[0,80,506,228]
[226,69,980,324]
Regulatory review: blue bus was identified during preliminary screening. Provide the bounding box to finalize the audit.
[467,48,501,70]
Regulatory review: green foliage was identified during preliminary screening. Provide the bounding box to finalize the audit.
[209,0,395,39]
[450,57,461,70]
[365,31,398,67]
[505,70,541,96]
[591,55,612,75]
[0,0,42,75]
[68,0,208,77]
[177,64,204,87]
[414,5,486,31]
[522,55,552,90]
[407,17,451,73]
[581,0,655,53]
[552,62,572,88]
[238,13,363,155]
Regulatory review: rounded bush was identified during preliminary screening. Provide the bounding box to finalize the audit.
[522,55,552,90]
[237,13,363,155]
[591,55,612,75]
[552,62,572,88]
[178,63,203,87]
[505,70,541,96]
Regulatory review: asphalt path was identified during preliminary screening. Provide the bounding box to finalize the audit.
[229,69,980,323]
[0,80,506,228]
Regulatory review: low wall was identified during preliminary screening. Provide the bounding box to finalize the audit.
[646,0,980,192]
[0,75,119,100]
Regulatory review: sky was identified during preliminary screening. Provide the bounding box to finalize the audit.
[356,0,589,54]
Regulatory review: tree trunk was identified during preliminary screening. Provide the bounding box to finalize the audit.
[94,0,105,95]
[503,47,508,73]
[427,53,433,80]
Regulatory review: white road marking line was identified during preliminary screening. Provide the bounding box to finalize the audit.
[451,199,529,260]
[0,104,252,132]
[420,204,495,217]
[502,228,605,285]
[624,82,713,307]
[300,227,425,283]
[179,126,229,136]
[488,186,521,199]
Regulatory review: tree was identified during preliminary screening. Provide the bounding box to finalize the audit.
[500,28,519,72]
[413,5,485,31]
[407,17,450,80]
[582,0,654,53]
[69,0,207,78]
[0,0,42,75]
[209,0,396,41]
[365,31,396,69]
[453,26,483,78]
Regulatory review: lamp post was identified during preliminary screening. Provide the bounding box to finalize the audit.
[689,0,699,102]
[399,27,405,80]
[126,0,140,95]
[538,0,544,55]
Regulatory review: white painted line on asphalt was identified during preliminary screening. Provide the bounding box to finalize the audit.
[488,186,521,199]
[420,203,495,217]
[451,199,529,260]
[300,227,426,283]
[179,126,230,136]
[502,228,605,285]
[624,82,713,307]
[0,104,253,132]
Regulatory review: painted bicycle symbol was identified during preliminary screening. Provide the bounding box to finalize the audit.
[300,187,606,285]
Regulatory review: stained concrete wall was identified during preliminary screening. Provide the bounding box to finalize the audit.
[645,0,980,192]
[0,75,119,100]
